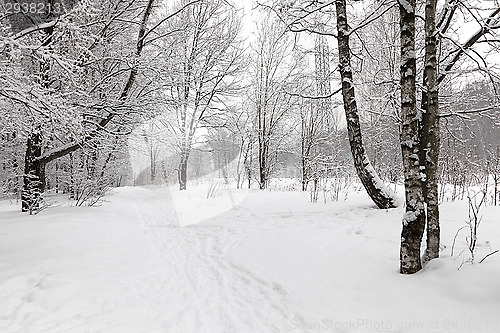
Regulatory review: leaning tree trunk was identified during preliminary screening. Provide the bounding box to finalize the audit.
[399,0,427,274]
[335,0,397,209]
[421,0,440,262]
[22,132,46,214]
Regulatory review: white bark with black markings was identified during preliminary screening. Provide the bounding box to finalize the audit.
[399,0,426,274]
[335,0,397,209]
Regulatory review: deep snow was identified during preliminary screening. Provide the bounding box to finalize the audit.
[0,184,499,332]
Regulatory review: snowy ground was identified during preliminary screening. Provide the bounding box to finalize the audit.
[1,184,500,333]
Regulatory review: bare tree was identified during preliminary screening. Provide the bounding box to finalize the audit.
[399,0,500,273]
[226,100,255,189]
[421,0,440,261]
[163,0,243,190]
[251,12,300,189]
[335,0,398,209]
[0,0,206,211]
[398,0,427,274]
[265,0,398,208]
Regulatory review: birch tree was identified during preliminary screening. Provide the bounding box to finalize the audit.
[335,0,398,209]
[399,0,500,273]
[398,0,427,274]
[268,0,398,208]
[420,0,440,261]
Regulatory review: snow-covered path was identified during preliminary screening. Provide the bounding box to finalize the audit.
[1,185,500,333]
[0,186,313,333]
[124,187,301,333]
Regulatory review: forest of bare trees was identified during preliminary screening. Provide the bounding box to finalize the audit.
[1,0,499,275]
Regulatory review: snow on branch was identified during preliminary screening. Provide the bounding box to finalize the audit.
[439,104,500,119]
[285,86,342,99]
[398,0,414,14]
[438,7,500,85]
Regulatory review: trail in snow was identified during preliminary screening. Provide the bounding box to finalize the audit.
[124,187,304,333]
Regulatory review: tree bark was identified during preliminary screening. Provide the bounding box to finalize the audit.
[245,141,252,189]
[258,134,268,190]
[22,132,45,214]
[494,174,498,206]
[301,160,308,191]
[259,163,267,190]
[178,149,190,191]
[421,0,440,262]
[399,0,427,274]
[335,0,397,209]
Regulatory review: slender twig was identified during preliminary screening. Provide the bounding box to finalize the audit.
[451,226,467,256]
[479,250,499,263]
[284,87,342,100]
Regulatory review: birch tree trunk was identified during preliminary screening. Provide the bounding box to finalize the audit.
[399,0,427,274]
[335,0,397,209]
[421,0,440,261]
